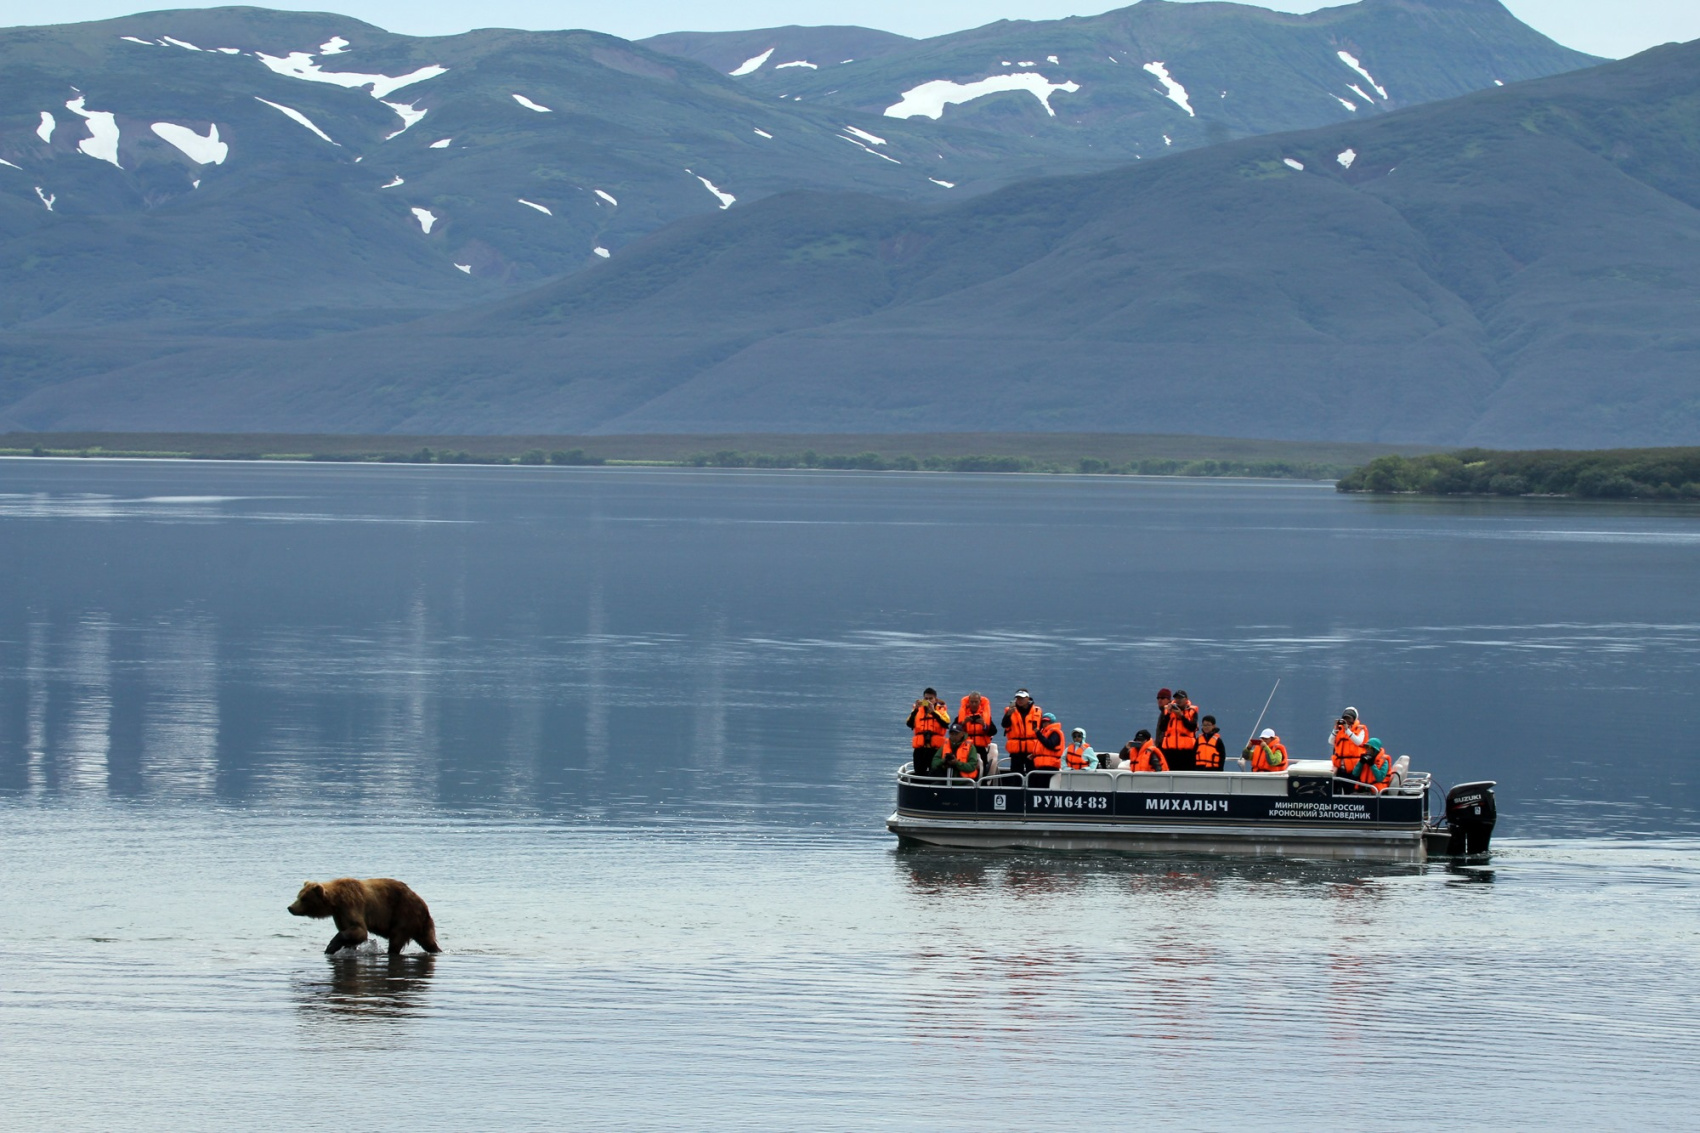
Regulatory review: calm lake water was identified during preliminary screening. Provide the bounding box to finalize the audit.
[2,460,1698,1129]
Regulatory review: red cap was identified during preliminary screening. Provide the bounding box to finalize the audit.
[1157,687,1172,699]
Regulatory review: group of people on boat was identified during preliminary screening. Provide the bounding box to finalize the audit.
[906,688,1399,790]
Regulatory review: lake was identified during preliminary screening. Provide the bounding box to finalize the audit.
[2,459,1697,1129]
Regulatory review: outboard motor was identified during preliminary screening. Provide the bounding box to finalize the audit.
[1444,781,1497,856]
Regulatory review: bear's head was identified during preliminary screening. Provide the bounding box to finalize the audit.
[288,881,332,918]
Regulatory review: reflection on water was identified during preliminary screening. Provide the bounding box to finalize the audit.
[294,954,437,1033]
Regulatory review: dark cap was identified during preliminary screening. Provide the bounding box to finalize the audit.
[1134,729,1152,742]
[1173,689,1188,698]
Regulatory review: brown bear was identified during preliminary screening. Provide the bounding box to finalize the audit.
[288,878,441,955]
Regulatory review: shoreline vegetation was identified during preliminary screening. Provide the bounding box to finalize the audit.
[1337,448,1700,500]
[4,434,1698,500]
[0,432,1425,482]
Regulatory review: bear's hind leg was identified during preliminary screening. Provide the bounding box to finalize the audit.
[387,933,411,956]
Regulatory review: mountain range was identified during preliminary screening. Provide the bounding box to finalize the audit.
[5,2,1695,445]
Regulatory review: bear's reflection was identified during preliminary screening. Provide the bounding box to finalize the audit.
[293,952,436,1029]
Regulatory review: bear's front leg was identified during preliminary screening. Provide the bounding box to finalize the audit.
[325,924,370,953]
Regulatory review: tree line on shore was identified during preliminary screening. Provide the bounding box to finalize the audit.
[1336,449,1700,500]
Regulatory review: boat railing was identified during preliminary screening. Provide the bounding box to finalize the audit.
[899,765,1433,796]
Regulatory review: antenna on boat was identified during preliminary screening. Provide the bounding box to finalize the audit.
[1245,679,1281,747]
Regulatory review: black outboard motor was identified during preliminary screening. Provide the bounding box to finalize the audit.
[1444,781,1497,856]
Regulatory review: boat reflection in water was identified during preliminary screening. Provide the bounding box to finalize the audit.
[889,758,1497,863]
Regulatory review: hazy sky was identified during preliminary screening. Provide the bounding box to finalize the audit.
[1,0,1694,60]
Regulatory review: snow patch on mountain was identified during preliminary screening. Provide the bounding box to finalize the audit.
[161,36,201,50]
[37,112,54,143]
[120,36,152,45]
[257,51,447,100]
[151,122,228,164]
[1337,51,1388,100]
[35,186,54,211]
[839,135,900,163]
[0,157,18,169]
[320,36,350,55]
[411,207,436,233]
[843,125,886,146]
[1347,83,1374,105]
[1143,62,1194,117]
[1283,157,1304,170]
[1334,95,1358,111]
[752,128,773,138]
[255,97,338,144]
[730,49,773,76]
[1047,55,1059,64]
[884,73,1080,120]
[929,178,955,188]
[66,97,121,167]
[381,175,403,188]
[688,171,735,208]
[595,189,618,206]
[455,263,471,273]
[1337,148,1357,168]
[518,198,552,215]
[775,60,816,70]
[512,93,552,112]
[429,137,451,148]
[382,101,427,139]
[593,246,610,258]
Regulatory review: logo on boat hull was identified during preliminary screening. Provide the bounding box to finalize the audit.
[993,794,1007,811]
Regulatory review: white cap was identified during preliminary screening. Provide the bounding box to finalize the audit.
[1259,728,1277,739]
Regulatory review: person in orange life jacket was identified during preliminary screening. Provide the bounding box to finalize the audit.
[1065,727,1097,770]
[1194,715,1226,771]
[1331,707,1369,776]
[1245,728,1288,772]
[1002,689,1044,776]
[940,722,981,781]
[906,687,951,777]
[1030,712,1067,774]
[1355,737,1393,792]
[1158,688,1201,771]
[1118,729,1168,772]
[958,691,996,757]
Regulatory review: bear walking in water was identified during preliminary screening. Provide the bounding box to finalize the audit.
[288,878,441,955]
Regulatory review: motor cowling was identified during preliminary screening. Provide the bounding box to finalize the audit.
[1444,781,1497,856]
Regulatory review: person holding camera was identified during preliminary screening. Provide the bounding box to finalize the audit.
[1331,707,1369,776]
[1158,688,1201,770]
[1245,728,1288,772]
[1117,729,1168,772]
[906,687,951,777]
[958,691,996,761]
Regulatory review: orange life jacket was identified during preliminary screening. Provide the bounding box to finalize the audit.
[942,739,980,781]
[1125,740,1168,773]
[1032,720,1066,769]
[910,701,950,750]
[1065,742,1092,770]
[1250,737,1288,773]
[1004,703,1043,756]
[958,696,996,746]
[1356,750,1392,792]
[1332,720,1368,772]
[1159,704,1199,752]
[1195,731,1225,770]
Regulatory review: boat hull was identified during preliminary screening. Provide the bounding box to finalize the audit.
[889,768,1432,862]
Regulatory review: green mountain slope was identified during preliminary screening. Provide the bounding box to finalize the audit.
[10,39,1692,446]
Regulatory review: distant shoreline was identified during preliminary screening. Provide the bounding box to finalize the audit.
[0,431,1431,482]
